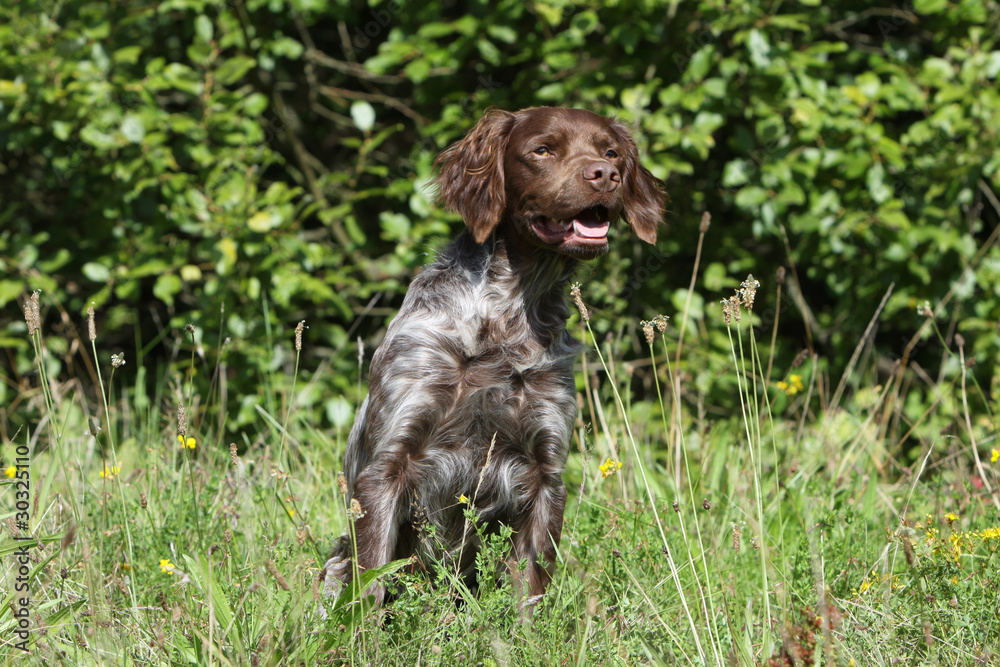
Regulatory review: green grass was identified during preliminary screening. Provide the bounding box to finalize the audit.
[2,279,999,666]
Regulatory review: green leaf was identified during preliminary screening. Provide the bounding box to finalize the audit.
[153,273,182,307]
[0,280,24,306]
[379,212,411,241]
[722,160,750,187]
[248,211,278,232]
[351,101,376,133]
[194,14,213,44]
[82,262,111,283]
[215,56,256,86]
[684,45,715,82]
[921,58,954,85]
[747,29,771,68]
[121,114,145,143]
[913,0,948,13]
[113,45,142,65]
[486,24,517,44]
[735,186,769,208]
[52,121,72,141]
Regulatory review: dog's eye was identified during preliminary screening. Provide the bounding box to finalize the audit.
[605,149,619,159]
[533,146,551,156]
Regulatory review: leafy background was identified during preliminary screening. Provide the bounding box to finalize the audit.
[2,0,999,441]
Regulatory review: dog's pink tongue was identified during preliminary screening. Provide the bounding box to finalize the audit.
[573,214,610,239]
[575,220,609,238]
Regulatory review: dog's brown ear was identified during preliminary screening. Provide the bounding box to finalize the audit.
[434,108,515,244]
[611,121,666,244]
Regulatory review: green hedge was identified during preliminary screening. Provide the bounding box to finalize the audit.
[2,0,998,432]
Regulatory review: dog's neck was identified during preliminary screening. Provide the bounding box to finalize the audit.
[450,229,578,348]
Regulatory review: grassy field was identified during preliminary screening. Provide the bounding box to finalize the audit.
[2,275,999,666]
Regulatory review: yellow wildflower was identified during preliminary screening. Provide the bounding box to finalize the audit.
[599,458,623,479]
[945,512,959,524]
[991,448,999,463]
[178,435,196,450]
[160,558,175,574]
[978,527,1000,540]
[4,465,15,478]
[100,465,121,479]
[458,494,469,504]
[287,508,296,518]
[778,374,805,396]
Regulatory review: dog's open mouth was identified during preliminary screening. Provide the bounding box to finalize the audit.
[532,206,611,246]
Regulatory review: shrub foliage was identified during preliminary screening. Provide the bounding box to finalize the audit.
[2,0,999,432]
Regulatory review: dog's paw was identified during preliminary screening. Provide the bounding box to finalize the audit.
[322,555,350,599]
[316,555,350,621]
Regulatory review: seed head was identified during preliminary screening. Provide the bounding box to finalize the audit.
[229,442,239,465]
[900,531,915,568]
[776,266,786,285]
[731,521,743,553]
[62,524,76,550]
[699,211,711,233]
[111,353,125,368]
[87,304,96,341]
[570,283,590,322]
[336,471,348,495]
[739,274,760,310]
[177,404,187,439]
[24,291,41,335]
[652,314,669,333]
[640,320,655,345]
[721,299,732,325]
[265,560,290,591]
[348,497,365,521]
[294,320,306,352]
[729,295,742,323]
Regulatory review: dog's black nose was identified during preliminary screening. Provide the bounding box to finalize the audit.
[583,161,620,192]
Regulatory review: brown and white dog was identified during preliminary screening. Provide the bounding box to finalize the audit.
[324,107,665,608]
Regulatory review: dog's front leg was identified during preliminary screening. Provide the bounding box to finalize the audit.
[509,481,567,610]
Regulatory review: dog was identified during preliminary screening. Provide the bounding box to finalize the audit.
[323,106,664,609]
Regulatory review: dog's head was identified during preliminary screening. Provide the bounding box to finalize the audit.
[435,107,665,258]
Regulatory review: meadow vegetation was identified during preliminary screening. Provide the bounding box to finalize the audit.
[3,257,998,664]
[2,0,1000,664]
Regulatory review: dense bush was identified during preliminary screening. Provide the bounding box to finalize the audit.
[2,0,998,436]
